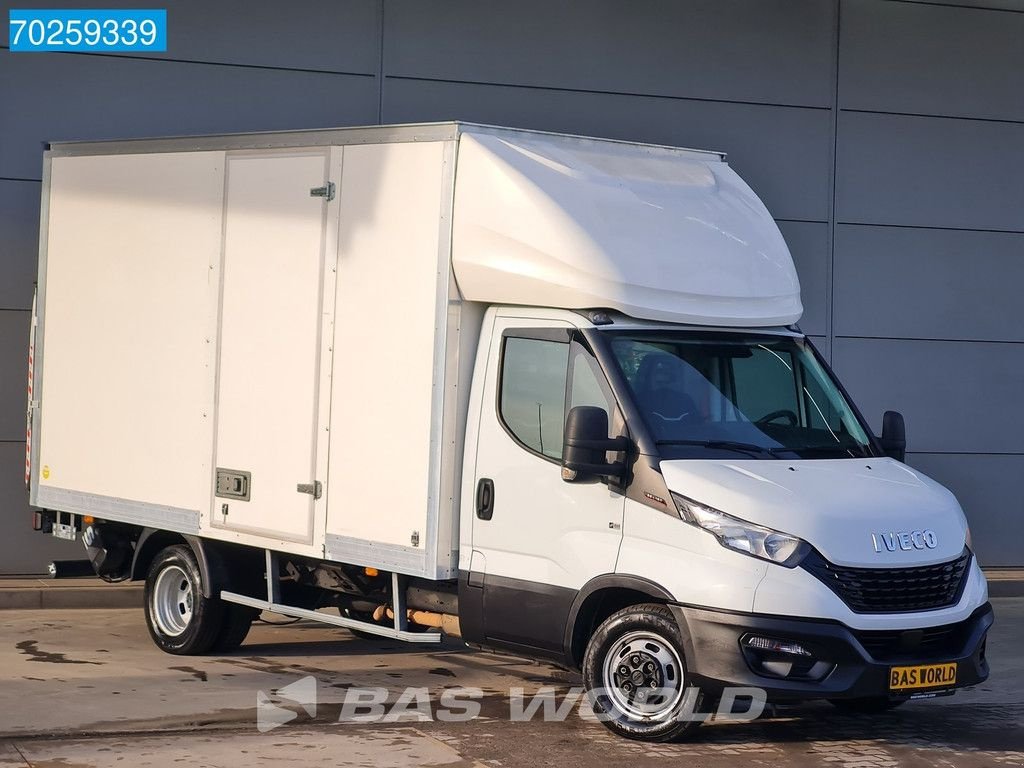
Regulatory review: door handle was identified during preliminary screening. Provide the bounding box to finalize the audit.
[476,478,495,520]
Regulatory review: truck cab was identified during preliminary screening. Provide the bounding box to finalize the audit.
[458,305,991,740]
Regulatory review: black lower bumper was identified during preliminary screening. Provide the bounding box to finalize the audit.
[671,601,993,702]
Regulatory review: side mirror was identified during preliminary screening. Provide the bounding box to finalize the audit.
[880,410,906,463]
[561,406,629,483]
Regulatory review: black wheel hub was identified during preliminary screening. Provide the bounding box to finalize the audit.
[613,650,663,699]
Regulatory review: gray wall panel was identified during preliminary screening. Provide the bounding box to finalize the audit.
[833,337,1024,454]
[835,224,1024,341]
[0,50,378,180]
[841,0,1024,120]
[808,335,831,364]
[835,110,1024,231]
[908,453,1022,567]
[778,221,830,337]
[0,311,30,442]
[385,0,836,107]
[383,78,833,221]
[1,1,381,73]
[0,180,40,311]
[0,442,79,574]
[886,1,1024,16]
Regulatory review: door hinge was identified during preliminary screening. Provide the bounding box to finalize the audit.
[309,182,335,202]
[297,481,322,499]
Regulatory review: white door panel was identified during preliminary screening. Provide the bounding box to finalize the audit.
[213,151,329,543]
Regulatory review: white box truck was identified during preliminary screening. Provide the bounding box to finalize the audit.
[27,123,991,741]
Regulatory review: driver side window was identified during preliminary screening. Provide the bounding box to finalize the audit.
[568,341,618,439]
[499,335,570,460]
[498,332,620,460]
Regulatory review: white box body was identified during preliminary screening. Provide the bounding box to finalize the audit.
[31,125,477,579]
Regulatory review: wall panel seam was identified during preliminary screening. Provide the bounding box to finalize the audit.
[377,0,385,123]
[776,217,830,225]
[838,221,1024,235]
[827,0,841,354]
[908,451,1024,456]
[835,334,1024,345]
[1,48,377,78]
[382,74,833,112]
[883,0,1024,15]
[842,106,1024,127]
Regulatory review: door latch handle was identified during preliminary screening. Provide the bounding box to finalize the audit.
[309,182,335,201]
[297,481,322,499]
[476,478,495,520]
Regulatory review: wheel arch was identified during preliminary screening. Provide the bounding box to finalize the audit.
[131,530,233,598]
[563,574,676,668]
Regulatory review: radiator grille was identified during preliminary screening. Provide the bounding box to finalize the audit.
[802,549,971,614]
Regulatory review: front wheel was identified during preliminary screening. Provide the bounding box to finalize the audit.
[144,544,226,655]
[582,603,704,742]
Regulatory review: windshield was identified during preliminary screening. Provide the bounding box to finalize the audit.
[607,332,874,460]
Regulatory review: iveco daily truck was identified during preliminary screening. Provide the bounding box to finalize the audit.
[27,123,991,741]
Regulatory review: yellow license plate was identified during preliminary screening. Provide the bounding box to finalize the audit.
[889,662,957,691]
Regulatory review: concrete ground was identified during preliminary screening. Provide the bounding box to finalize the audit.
[0,600,1021,767]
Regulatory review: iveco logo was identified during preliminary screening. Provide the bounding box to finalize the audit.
[872,530,938,553]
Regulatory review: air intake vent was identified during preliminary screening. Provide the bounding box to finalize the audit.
[802,549,971,614]
[853,617,972,661]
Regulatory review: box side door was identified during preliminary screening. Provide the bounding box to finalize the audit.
[212,150,332,545]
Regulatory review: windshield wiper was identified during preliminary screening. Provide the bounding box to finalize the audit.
[655,439,780,458]
[780,445,869,458]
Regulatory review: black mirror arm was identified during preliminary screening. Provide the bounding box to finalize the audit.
[564,435,631,453]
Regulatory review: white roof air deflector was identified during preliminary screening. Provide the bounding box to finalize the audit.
[451,129,802,327]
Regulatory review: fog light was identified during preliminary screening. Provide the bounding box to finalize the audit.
[740,634,834,682]
[744,635,812,656]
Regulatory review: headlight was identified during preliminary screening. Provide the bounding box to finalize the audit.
[671,493,809,567]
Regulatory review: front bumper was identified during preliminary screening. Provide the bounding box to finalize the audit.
[671,601,993,701]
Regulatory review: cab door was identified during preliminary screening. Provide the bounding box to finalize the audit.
[467,316,625,656]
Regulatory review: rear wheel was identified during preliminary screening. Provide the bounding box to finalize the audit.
[212,604,259,652]
[338,607,383,641]
[583,603,704,742]
[144,544,226,655]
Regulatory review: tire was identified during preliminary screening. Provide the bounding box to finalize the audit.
[582,603,704,742]
[212,604,259,652]
[829,697,907,714]
[338,607,382,641]
[144,544,226,655]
